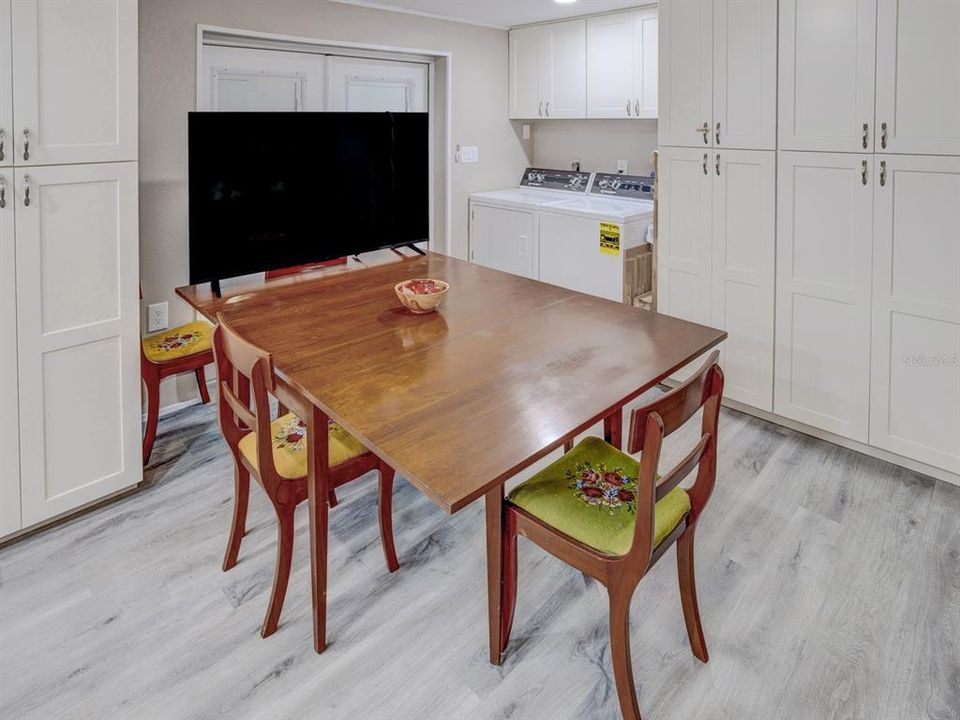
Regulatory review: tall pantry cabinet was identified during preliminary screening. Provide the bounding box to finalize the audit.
[0,0,141,538]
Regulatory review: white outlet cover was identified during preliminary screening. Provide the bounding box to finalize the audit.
[617,159,629,174]
[460,145,479,164]
[147,302,169,332]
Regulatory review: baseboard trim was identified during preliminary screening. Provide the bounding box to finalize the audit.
[660,380,959,488]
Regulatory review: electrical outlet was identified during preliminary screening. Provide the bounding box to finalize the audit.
[147,302,168,332]
[617,159,629,174]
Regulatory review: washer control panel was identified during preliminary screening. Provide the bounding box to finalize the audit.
[590,173,654,200]
[519,167,592,193]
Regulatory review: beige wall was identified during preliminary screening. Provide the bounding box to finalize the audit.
[531,119,658,176]
[139,0,533,409]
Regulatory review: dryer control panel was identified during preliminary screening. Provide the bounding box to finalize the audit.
[590,173,654,200]
[519,168,591,193]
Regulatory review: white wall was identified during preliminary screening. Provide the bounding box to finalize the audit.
[531,118,658,175]
[139,0,533,410]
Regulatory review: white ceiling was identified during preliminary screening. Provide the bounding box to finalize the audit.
[330,0,648,29]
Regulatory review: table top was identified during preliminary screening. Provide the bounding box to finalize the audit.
[177,252,725,513]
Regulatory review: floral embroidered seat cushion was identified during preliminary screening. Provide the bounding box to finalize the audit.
[238,413,367,480]
[142,321,213,362]
[507,436,691,556]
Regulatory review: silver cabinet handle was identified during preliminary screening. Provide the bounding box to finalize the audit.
[22,128,30,162]
[702,153,708,175]
[0,177,5,209]
[862,123,868,150]
[634,99,639,116]
[861,159,868,186]
[0,129,4,162]
[626,98,632,116]
[715,153,720,176]
[881,122,888,149]
[23,174,30,206]
[696,122,709,143]
[538,102,543,117]
[545,101,550,117]
[715,122,721,146]
[880,160,887,187]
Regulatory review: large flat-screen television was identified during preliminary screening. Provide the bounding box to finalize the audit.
[188,111,429,285]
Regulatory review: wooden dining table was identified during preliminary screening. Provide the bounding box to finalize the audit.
[177,251,726,656]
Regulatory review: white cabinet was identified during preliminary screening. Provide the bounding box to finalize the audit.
[0,166,18,537]
[875,0,960,156]
[659,0,775,149]
[586,8,658,119]
[11,0,138,165]
[15,163,141,526]
[0,0,10,168]
[775,152,874,442]
[778,0,877,153]
[711,150,775,410]
[869,155,960,473]
[469,203,537,279]
[509,20,586,119]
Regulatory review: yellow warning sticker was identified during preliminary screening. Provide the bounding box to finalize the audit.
[600,222,621,256]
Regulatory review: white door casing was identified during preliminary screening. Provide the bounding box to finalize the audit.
[11,0,137,165]
[0,167,18,536]
[658,0,713,148]
[15,163,140,525]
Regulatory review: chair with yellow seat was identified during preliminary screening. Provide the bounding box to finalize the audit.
[496,351,724,720]
[141,316,215,465]
[213,314,399,639]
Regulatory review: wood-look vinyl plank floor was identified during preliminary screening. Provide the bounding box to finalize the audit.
[1,393,957,720]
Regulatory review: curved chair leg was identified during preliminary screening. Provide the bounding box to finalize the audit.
[677,524,708,662]
[142,370,161,465]
[499,513,519,655]
[609,586,643,720]
[222,463,250,571]
[377,461,400,573]
[262,502,296,638]
[196,366,211,404]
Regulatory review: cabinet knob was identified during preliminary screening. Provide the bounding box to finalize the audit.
[702,153,708,175]
[635,99,640,116]
[881,122,888,149]
[545,102,550,117]
[0,177,5,209]
[22,128,30,162]
[696,122,709,143]
[861,159,868,186]
[879,160,887,187]
[538,102,543,117]
[0,128,4,162]
[715,122,721,146]
[23,174,31,206]
[626,98,632,117]
[862,123,868,150]
[715,153,720,176]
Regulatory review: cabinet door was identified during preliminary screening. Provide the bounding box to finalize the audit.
[509,26,542,119]
[775,152,874,442]
[634,8,658,119]
[713,0,776,150]
[658,0,713,147]
[587,12,636,119]
[469,203,536,279]
[875,0,960,155]
[778,0,877,153]
[870,155,960,472]
[12,0,138,165]
[539,20,586,119]
[15,163,141,526]
[712,150,775,410]
[0,0,11,168]
[0,168,18,537]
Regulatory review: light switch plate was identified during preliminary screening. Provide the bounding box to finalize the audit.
[522,124,531,140]
[147,302,168,332]
[460,145,479,164]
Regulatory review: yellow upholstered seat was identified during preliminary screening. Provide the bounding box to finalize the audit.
[508,436,691,556]
[238,413,368,480]
[142,321,213,363]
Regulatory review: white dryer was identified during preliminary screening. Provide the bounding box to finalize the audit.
[468,168,591,279]
[539,173,654,303]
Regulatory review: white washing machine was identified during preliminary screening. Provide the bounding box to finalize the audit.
[539,173,655,303]
[468,168,591,279]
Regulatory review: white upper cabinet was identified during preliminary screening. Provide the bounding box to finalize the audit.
[586,8,658,119]
[11,0,137,165]
[778,0,877,153]
[510,25,544,119]
[0,0,10,168]
[870,155,960,472]
[875,0,960,156]
[509,20,586,119]
[713,0,777,149]
[659,0,713,147]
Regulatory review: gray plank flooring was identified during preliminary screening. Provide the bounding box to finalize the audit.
[1,393,958,720]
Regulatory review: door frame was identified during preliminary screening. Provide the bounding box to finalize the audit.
[196,24,452,256]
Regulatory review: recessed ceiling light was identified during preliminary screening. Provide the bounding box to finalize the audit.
[555,0,577,4]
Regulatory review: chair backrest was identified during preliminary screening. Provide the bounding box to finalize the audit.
[212,313,281,485]
[623,350,724,562]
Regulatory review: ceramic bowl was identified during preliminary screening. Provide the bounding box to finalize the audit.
[394,278,449,314]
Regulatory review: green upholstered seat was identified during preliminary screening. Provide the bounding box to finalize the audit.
[507,436,691,556]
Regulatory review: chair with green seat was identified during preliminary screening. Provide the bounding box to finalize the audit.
[496,351,724,720]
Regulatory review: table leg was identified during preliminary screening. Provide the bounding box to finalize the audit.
[306,405,331,653]
[485,486,504,665]
[604,409,623,449]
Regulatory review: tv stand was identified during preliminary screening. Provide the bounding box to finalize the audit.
[405,243,426,256]
[211,279,222,298]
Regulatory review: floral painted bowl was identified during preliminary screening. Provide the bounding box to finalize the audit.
[394,278,449,314]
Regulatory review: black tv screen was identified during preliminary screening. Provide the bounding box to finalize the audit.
[188,111,429,284]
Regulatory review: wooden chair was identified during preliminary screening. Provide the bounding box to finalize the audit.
[496,352,724,720]
[141,314,214,465]
[212,313,399,638]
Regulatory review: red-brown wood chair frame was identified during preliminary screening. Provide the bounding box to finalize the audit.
[213,313,399,638]
[496,351,724,720]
